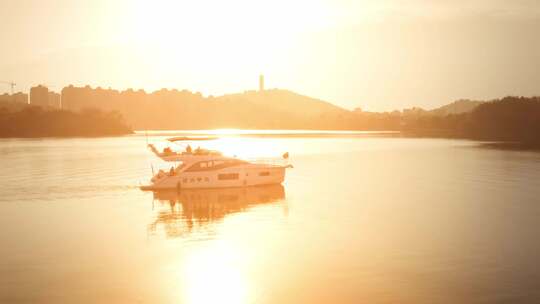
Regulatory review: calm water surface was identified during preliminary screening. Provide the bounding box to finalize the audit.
[1,132,540,303]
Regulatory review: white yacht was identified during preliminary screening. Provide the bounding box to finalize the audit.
[141,139,292,191]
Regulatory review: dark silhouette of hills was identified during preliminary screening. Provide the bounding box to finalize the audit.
[430,99,483,116]
[2,83,539,145]
[56,85,494,132]
[403,96,540,146]
[59,86,348,130]
[217,89,347,119]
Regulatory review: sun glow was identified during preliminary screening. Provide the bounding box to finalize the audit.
[123,0,337,89]
[206,137,287,159]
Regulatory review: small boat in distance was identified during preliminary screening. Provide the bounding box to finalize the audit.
[167,136,219,142]
[141,139,292,191]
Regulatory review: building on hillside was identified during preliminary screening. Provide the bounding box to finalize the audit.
[30,85,49,107]
[0,92,28,104]
[62,85,119,112]
[48,92,61,109]
[61,85,77,111]
[13,92,28,104]
[61,85,92,111]
[0,93,11,103]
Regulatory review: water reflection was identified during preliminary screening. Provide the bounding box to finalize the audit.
[149,184,286,238]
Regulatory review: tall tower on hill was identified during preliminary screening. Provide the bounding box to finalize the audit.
[259,74,264,92]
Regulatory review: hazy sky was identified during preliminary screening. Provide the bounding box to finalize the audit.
[1,0,540,111]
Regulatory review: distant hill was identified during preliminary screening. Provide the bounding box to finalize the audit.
[4,84,538,143]
[218,89,347,119]
[200,89,349,129]
[58,86,350,130]
[430,99,483,116]
[403,96,540,146]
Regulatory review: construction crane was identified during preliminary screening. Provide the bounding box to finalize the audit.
[1,81,16,94]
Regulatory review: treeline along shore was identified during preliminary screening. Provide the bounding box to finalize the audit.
[1,84,539,146]
[0,106,132,137]
[402,96,540,147]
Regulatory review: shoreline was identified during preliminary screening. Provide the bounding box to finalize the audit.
[2,129,538,152]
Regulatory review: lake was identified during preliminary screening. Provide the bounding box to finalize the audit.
[1,131,540,303]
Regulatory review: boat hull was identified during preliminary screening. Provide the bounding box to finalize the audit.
[141,165,287,190]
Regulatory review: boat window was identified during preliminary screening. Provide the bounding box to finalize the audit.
[259,171,270,176]
[218,173,239,180]
[185,159,248,172]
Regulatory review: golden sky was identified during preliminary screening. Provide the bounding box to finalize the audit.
[1,0,540,111]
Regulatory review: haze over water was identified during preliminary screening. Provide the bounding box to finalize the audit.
[1,132,540,303]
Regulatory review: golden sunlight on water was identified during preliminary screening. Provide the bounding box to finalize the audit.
[179,242,249,304]
[1,131,540,303]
